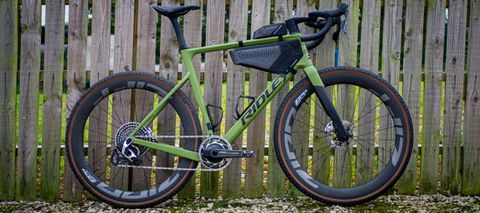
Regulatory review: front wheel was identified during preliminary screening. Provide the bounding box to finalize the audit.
[274,67,413,205]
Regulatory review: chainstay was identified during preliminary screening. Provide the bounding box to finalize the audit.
[136,135,211,139]
[125,135,225,171]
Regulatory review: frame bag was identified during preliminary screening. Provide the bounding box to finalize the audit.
[229,40,303,74]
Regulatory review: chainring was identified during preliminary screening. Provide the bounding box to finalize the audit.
[198,136,232,170]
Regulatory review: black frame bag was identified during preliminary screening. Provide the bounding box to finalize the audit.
[229,40,303,74]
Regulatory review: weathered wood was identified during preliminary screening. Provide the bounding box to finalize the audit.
[63,0,88,201]
[420,0,445,194]
[266,0,292,197]
[312,0,336,186]
[334,0,359,188]
[397,0,424,194]
[5,0,480,200]
[17,0,41,201]
[462,0,480,195]
[379,0,402,193]
[287,0,315,197]
[355,0,381,186]
[244,0,270,198]
[40,0,65,201]
[177,0,202,199]
[155,0,180,191]
[200,0,225,198]
[131,0,157,191]
[111,0,135,189]
[442,0,467,195]
[0,0,18,201]
[84,0,110,198]
[223,0,247,199]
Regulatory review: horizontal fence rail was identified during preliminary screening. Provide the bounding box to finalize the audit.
[0,0,479,202]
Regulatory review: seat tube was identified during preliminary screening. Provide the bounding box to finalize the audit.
[181,51,214,135]
[303,65,350,141]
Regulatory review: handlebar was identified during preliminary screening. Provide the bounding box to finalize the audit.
[285,3,348,50]
[308,3,348,19]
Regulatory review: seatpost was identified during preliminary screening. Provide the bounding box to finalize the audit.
[168,17,188,50]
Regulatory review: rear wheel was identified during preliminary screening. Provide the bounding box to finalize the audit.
[66,72,201,208]
[274,67,413,205]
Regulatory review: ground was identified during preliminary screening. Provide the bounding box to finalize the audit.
[1,195,479,212]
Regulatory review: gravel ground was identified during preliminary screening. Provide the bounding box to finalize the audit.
[1,195,479,212]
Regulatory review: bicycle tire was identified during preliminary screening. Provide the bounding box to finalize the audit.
[274,66,413,205]
[66,71,201,208]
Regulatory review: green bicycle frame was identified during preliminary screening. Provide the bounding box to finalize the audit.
[130,34,324,162]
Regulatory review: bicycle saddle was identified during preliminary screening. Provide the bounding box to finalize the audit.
[152,5,200,17]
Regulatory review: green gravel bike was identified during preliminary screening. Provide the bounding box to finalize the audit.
[66,3,413,208]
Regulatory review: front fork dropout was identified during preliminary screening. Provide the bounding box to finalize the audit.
[303,65,350,142]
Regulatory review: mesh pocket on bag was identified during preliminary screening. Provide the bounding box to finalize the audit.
[229,40,303,74]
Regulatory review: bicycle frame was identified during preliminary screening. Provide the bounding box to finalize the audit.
[129,33,330,162]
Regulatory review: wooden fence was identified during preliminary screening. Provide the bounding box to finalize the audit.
[0,0,479,202]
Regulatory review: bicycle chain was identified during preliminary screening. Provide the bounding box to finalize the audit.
[115,164,224,171]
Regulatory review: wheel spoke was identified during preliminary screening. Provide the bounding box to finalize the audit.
[281,81,406,192]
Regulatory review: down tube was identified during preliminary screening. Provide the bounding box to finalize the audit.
[224,73,294,142]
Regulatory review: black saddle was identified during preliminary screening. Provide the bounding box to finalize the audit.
[152,5,200,17]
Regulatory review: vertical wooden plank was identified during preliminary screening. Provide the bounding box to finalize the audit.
[157,0,189,195]
[85,0,110,198]
[156,0,179,188]
[288,0,315,197]
[379,0,402,191]
[244,0,269,198]
[0,0,18,201]
[355,0,381,186]
[131,0,157,191]
[397,0,424,194]
[266,0,292,197]
[17,0,41,201]
[40,0,65,201]
[177,0,202,199]
[111,0,135,189]
[334,0,359,188]
[223,0,247,199]
[312,0,336,185]
[64,0,88,201]
[200,0,225,198]
[420,0,445,194]
[462,0,480,195]
[337,0,359,66]
[442,0,466,195]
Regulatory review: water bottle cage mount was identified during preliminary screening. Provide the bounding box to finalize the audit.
[233,95,255,120]
[206,103,223,132]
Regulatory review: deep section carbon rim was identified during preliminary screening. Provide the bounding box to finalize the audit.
[275,68,412,204]
[66,72,200,207]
